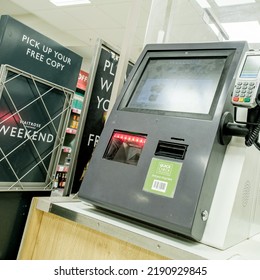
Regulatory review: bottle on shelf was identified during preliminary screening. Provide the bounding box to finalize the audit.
[52,173,59,189]
[75,115,80,129]
[70,114,80,129]
[59,173,67,188]
[64,153,71,166]
[58,172,63,188]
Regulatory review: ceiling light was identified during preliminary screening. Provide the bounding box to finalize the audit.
[49,0,91,6]
[195,0,211,8]
[214,0,255,7]
[222,21,260,43]
[203,8,229,40]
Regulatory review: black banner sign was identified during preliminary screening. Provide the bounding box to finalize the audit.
[71,44,133,193]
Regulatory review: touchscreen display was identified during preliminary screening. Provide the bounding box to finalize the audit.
[126,58,226,114]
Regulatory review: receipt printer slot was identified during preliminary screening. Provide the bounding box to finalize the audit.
[155,141,188,160]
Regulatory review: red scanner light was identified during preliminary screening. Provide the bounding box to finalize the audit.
[112,132,147,146]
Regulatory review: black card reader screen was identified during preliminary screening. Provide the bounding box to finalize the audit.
[126,58,226,114]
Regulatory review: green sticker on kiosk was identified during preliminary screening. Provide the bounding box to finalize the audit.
[143,158,182,198]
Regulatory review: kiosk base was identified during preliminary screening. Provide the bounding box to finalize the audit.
[201,137,260,249]
[18,197,260,260]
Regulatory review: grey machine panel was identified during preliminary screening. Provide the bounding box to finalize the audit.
[78,42,248,241]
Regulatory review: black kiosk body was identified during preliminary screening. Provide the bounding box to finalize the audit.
[79,42,249,241]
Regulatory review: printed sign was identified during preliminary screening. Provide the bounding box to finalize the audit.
[143,158,182,198]
[71,46,119,193]
[71,43,133,193]
[0,16,82,185]
[0,67,66,183]
[0,15,82,90]
[77,70,89,91]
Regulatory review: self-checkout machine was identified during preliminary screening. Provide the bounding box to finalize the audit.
[78,41,260,251]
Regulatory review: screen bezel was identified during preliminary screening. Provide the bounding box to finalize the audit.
[118,49,235,120]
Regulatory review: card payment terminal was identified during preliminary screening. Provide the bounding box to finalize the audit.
[232,50,260,108]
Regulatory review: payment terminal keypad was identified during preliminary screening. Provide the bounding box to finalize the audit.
[232,81,256,107]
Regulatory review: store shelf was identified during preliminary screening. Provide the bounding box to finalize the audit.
[71,108,81,114]
[62,146,72,153]
[56,165,69,172]
[66,127,77,135]
[53,70,88,193]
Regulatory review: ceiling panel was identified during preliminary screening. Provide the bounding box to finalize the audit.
[97,2,132,26]
[63,6,122,29]
[1,0,260,72]
[9,0,58,10]
[0,0,28,14]
[34,9,89,31]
